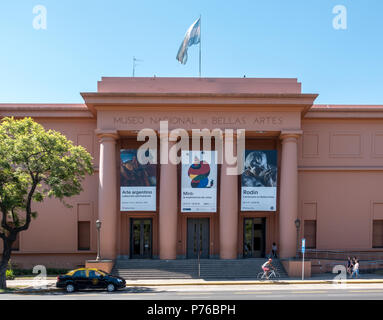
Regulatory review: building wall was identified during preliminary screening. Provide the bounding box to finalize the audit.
[298,119,383,251]
[3,106,383,267]
[118,136,279,259]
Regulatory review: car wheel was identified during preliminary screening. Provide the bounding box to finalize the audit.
[107,284,116,292]
[66,284,75,293]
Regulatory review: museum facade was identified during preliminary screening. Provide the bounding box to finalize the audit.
[1,77,383,269]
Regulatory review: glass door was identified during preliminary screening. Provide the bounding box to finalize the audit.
[243,218,266,258]
[130,219,152,258]
[187,218,210,259]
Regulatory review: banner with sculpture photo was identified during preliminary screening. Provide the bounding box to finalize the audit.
[181,150,217,212]
[120,149,157,211]
[241,150,277,211]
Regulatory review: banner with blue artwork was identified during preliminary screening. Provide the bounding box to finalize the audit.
[241,150,277,211]
[181,150,217,213]
[120,149,157,211]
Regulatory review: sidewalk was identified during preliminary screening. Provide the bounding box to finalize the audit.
[4,273,383,293]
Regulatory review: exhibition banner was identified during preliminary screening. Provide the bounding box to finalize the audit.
[181,150,217,212]
[120,149,157,211]
[241,150,277,211]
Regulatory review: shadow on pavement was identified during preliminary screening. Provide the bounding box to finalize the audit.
[5,285,162,295]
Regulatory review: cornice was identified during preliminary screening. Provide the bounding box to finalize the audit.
[81,92,318,116]
[0,104,94,119]
[304,105,383,119]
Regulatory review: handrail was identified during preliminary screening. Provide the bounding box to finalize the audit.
[305,249,383,253]
[320,260,383,273]
[299,249,383,261]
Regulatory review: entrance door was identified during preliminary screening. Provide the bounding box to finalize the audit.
[130,219,152,258]
[243,218,266,258]
[187,218,210,259]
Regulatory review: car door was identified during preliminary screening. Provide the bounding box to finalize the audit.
[73,270,88,289]
[88,270,105,289]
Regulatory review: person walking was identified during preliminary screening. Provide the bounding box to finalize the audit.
[346,257,352,276]
[272,242,278,258]
[351,259,360,278]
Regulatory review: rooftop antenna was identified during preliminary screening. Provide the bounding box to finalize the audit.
[132,56,143,77]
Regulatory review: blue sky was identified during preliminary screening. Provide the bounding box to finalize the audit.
[0,0,382,104]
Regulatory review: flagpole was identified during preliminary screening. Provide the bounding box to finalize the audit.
[199,15,201,78]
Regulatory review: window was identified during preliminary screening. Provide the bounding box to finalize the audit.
[373,220,383,248]
[89,270,102,278]
[73,270,86,278]
[304,220,317,249]
[78,221,90,251]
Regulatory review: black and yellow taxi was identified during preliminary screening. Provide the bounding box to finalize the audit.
[56,268,126,293]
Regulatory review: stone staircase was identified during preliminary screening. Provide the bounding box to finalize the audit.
[112,258,288,280]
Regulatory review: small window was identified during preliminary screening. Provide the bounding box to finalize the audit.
[373,220,383,248]
[304,220,317,249]
[78,221,90,251]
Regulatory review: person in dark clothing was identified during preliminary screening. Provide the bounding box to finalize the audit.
[272,242,278,258]
[346,257,352,276]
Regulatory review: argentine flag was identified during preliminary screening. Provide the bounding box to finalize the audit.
[176,17,201,65]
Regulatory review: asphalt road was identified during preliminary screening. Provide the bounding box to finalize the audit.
[2,283,383,300]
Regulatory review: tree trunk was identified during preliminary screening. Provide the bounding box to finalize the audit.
[0,239,13,290]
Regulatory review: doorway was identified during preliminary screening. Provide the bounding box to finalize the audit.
[187,218,210,259]
[243,217,266,258]
[130,218,152,258]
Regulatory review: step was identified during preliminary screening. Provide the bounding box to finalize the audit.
[112,258,288,279]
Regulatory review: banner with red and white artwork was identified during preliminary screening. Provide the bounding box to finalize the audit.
[181,150,217,213]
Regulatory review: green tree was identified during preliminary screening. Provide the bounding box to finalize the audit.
[0,117,94,289]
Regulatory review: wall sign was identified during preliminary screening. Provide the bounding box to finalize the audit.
[120,149,157,211]
[241,150,277,211]
[181,150,217,213]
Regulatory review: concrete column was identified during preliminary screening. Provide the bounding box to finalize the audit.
[159,137,178,259]
[219,134,238,259]
[279,131,302,258]
[97,130,119,260]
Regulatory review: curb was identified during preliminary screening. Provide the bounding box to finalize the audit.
[5,279,383,293]
[124,279,383,286]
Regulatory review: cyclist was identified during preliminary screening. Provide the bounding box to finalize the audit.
[261,258,275,280]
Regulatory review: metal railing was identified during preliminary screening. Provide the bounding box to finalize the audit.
[300,249,383,273]
[298,249,383,261]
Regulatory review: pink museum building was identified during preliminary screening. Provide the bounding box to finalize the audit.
[1,77,383,273]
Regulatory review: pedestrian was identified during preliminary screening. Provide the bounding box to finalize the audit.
[272,242,278,258]
[346,257,352,276]
[351,259,360,278]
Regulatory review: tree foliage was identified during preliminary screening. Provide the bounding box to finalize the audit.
[0,117,94,288]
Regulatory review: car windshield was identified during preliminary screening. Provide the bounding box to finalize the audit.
[98,270,107,276]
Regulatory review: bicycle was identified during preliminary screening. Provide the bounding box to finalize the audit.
[257,268,280,280]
